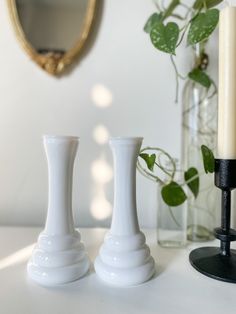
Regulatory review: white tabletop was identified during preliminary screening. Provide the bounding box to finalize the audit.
[0,227,235,314]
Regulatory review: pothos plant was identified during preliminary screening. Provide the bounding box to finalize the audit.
[137,145,215,207]
[144,0,222,99]
[138,0,221,207]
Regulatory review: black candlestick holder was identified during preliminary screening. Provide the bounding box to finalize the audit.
[189,159,236,283]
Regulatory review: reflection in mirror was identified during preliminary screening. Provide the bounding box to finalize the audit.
[8,0,97,75]
[16,0,88,55]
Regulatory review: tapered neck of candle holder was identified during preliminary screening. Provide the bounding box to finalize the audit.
[110,137,143,236]
[44,136,78,235]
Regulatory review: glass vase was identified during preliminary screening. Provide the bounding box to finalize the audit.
[157,183,187,248]
[182,46,218,242]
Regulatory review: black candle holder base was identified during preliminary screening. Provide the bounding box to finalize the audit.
[190,247,236,283]
[189,159,236,283]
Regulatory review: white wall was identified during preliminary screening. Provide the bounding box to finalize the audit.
[0,0,219,228]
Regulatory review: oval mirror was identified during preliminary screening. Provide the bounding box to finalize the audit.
[7,0,97,75]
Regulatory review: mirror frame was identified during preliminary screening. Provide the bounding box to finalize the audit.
[7,0,97,75]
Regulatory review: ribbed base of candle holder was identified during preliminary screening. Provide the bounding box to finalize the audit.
[94,232,155,286]
[28,231,90,286]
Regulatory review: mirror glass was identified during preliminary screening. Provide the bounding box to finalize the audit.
[8,0,96,74]
[16,0,89,55]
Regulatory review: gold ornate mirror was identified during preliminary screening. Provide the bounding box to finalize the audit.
[7,0,97,75]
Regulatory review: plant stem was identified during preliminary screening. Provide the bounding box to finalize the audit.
[138,146,177,183]
[162,0,180,20]
[177,20,191,46]
[153,0,161,11]
[155,161,173,179]
[167,206,181,227]
[137,159,165,184]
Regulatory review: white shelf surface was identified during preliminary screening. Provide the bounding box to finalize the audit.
[0,227,235,314]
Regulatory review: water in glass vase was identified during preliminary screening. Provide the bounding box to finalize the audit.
[157,162,187,248]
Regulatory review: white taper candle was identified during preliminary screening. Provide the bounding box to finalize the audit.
[218,5,236,159]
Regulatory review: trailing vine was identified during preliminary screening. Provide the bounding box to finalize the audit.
[138,145,215,207]
[139,0,220,206]
[144,0,221,101]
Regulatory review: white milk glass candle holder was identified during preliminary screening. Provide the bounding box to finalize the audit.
[95,137,155,286]
[27,135,90,286]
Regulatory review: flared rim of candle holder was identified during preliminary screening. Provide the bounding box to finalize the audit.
[43,135,79,142]
[109,136,143,144]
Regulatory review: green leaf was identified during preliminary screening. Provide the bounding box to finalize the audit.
[150,22,179,55]
[187,9,219,45]
[201,145,215,173]
[162,0,180,20]
[188,68,212,88]
[139,153,156,172]
[184,167,199,198]
[161,181,187,207]
[144,13,163,33]
[193,0,223,10]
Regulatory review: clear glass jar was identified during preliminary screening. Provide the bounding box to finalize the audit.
[157,184,187,247]
[157,159,187,248]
